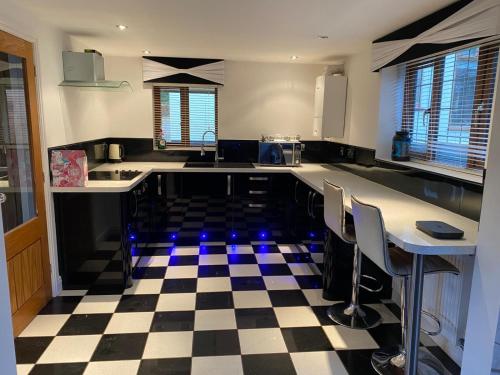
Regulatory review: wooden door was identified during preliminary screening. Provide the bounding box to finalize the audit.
[0,30,51,336]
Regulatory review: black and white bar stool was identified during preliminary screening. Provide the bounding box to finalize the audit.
[350,195,459,375]
[323,180,382,329]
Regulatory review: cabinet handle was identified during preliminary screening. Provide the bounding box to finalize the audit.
[294,180,299,203]
[307,191,312,217]
[157,174,162,196]
[227,175,232,196]
[310,192,318,219]
[249,176,268,181]
[248,203,266,208]
[249,190,268,195]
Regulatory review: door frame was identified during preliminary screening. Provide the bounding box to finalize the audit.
[0,29,53,335]
[0,21,61,297]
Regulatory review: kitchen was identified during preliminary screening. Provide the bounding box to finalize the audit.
[0,0,499,374]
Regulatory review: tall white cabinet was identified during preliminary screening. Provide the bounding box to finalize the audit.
[313,75,347,138]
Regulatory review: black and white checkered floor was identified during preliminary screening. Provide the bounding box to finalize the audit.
[14,241,460,375]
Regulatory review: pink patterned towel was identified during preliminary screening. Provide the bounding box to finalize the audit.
[50,150,88,187]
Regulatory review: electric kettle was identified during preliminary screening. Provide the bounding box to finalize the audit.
[108,144,124,163]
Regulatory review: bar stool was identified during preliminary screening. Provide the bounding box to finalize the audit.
[350,196,459,374]
[323,180,382,329]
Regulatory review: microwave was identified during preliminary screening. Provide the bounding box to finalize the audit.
[258,141,302,166]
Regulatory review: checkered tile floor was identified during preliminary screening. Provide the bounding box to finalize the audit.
[15,241,460,375]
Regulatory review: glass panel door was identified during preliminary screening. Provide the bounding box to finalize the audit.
[0,52,37,233]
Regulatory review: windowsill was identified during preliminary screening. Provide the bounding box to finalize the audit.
[375,157,484,184]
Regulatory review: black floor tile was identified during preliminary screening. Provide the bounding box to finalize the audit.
[38,296,82,315]
[196,292,234,310]
[14,337,53,364]
[368,323,402,348]
[283,253,313,263]
[169,255,199,266]
[150,311,195,332]
[116,294,159,312]
[235,308,279,329]
[230,276,266,291]
[268,290,309,307]
[242,353,297,375]
[138,358,192,375]
[426,346,461,375]
[199,245,227,255]
[133,266,167,279]
[161,278,198,293]
[259,264,292,276]
[192,330,241,356]
[228,254,258,264]
[294,275,323,289]
[252,244,280,253]
[91,333,148,361]
[336,349,378,375]
[29,363,87,375]
[58,313,112,335]
[281,327,333,352]
[311,306,337,326]
[134,247,172,257]
[198,265,230,277]
[384,302,402,320]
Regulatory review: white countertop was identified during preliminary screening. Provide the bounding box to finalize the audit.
[50,162,478,256]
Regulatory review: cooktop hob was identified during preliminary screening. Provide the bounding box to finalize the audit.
[88,170,142,181]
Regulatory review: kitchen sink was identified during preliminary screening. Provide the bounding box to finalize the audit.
[184,161,255,168]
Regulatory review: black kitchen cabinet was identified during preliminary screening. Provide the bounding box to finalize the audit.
[290,178,326,241]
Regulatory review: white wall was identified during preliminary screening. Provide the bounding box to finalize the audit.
[461,61,500,375]
[105,57,325,140]
[327,45,381,149]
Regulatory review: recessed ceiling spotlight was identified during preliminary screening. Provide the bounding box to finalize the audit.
[290,55,299,60]
[143,50,151,55]
[116,24,128,31]
[317,35,329,39]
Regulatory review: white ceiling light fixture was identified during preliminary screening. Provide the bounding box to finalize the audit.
[317,35,329,39]
[143,49,151,55]
[290,55,299,60]
[116,24,128,31]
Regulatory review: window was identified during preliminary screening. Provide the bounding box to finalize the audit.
[153,86,218,148]
[401,43,499,172]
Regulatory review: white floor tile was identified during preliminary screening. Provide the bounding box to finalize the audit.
[274,307,321,328]
[323,325,379,350]
[254,253,286,264]
[123,279,163,295]
[291,351,349,375]
[194,309,237,331]
[165,265,199,279]
[198,254,228,265]
[302,289,335,306]
[137,256,170,267]
[263,276,300,290]
[105,312,154,334]
[84,360,141,375]
[197,277,232,292]
[19,314,70,337]
[142,331,193,359]
[73,295,121,314]
[311,253,324,264]
[156,293,196,311]
[233,291,272,308]
[278,244,305,253]
[226,245,254,254]
[288,263,319,276]
[16,364,33,375]
[37,335,101,363]
[191,355,244,375]
[171,246,199,256]
[238,328,287,354]
[229,264,261,277]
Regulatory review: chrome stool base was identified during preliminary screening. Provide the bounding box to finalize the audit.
[371,347,445,375]
[327,302,382,330]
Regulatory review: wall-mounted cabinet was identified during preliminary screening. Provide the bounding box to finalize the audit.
[313,75,347,139]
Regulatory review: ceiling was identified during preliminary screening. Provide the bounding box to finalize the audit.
[15,0,455,63]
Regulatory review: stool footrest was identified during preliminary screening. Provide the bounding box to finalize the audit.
[359,274,384,293]
[421,310,442,336]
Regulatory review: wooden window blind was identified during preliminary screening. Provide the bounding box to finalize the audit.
[153,86,218,148]
[400,41,499,172]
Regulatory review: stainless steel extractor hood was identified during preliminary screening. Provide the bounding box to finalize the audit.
[59,50,129,88]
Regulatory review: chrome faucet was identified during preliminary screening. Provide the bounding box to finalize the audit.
[200,130,219,163]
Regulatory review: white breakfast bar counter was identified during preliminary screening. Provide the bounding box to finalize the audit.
[51,162,478,375]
